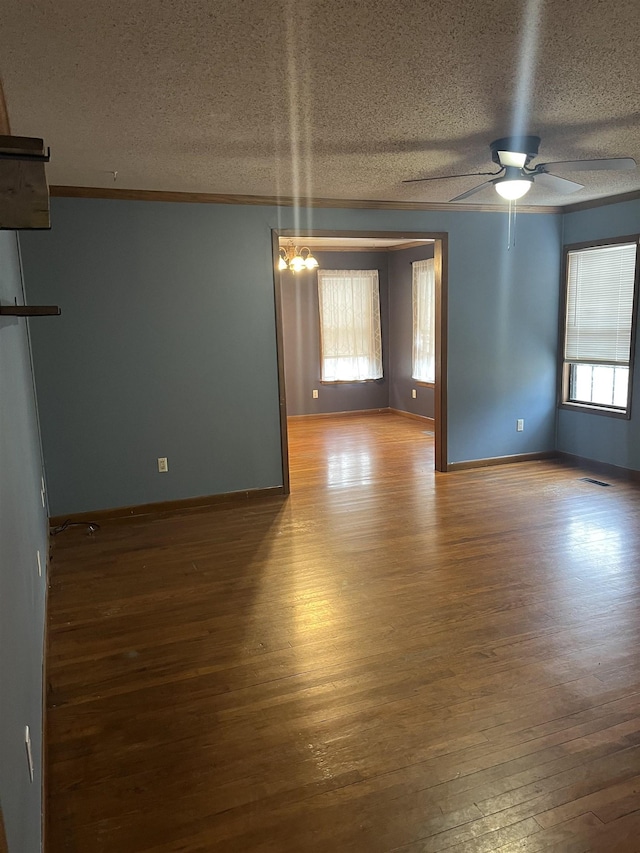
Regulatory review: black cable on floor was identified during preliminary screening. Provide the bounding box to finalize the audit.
[50,519,100,535]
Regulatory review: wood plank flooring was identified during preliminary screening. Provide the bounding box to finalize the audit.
[46,413,640,852]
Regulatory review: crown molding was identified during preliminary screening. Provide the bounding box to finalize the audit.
[49,185,563,214]
[291,245,390,253]
[561,188,640,214]
[51,185,640,214]
[386,240,435,251]
[289,240,434,253]
[49,184,640,214]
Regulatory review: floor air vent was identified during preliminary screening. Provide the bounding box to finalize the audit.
[579,477,612,487]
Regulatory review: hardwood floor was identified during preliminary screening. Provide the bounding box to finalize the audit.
[46,413,640,852]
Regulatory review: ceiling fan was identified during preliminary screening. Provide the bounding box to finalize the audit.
[403,136,637,202]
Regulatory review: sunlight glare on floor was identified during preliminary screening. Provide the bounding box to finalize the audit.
[326,447,374,487]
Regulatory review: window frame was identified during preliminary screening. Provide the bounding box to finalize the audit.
[558,235,640,420]
[317,268,384,384]
[411,258,436,387]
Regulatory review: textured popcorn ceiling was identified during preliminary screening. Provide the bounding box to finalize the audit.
[2,0,639,207]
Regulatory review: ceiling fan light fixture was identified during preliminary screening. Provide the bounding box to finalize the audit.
[495,176,533,200]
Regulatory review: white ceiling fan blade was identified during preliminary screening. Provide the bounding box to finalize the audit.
[403,170,500,184]
[449,179,497,202]
[538,157,636,172]
[534,172,584,194]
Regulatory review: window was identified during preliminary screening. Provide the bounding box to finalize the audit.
[561,239,638,416]
[412,258,435,384]
[317,269,383,382]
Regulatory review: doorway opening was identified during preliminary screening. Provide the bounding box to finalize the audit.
[271,229,448,494]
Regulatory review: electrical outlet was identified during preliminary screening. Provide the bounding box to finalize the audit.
[157,457,168,473]
[25,726,34,782]
[36,550,42,578]
[517,419,524,432]
[411,389,417,399]
[312,389,319,399]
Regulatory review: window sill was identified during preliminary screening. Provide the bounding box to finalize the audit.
[558,401,631,420]
[414,380,435,388]
[320,378,383,385]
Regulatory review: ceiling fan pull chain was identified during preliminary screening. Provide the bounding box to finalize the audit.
[507,199,518,251]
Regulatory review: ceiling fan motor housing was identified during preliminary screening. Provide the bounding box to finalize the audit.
[490,135,541,167]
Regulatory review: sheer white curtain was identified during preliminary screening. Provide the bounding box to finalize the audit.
[317,270,383,382]
[412,258,435,383]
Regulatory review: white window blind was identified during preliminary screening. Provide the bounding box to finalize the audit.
[412,258,435,383]
[565,242,637,365]
[317,270,383,382]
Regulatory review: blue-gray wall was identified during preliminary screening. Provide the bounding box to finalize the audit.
[0,232,48,853]
[557,198,640,471]
[21,200,284,515]
[21,198,562,514]
[388,243,436,418]
[281,250,389,416]
[447,213,561,462]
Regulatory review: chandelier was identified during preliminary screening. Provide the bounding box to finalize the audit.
[278,243,319,273]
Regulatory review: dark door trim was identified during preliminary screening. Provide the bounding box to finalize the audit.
[271,230,290,494]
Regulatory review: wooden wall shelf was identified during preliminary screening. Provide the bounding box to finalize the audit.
[0,305,60,316]
[0,135,50,229]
